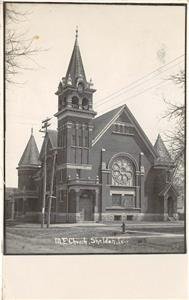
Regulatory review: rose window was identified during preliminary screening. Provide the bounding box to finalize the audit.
[112,157,134,186]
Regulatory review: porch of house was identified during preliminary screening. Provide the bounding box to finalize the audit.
[11,190,41,222]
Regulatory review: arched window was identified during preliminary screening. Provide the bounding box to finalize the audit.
[72,124,76,146]
[72,96,79,109]
[77,82,84,94]
[78,126,83,146]
[82,98,89,110]
[111,156,135,186]
[84,127,89,147]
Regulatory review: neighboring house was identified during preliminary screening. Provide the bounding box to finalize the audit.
[5,31,180,223]
[5,187,18,219]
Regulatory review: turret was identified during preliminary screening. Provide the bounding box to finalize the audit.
[154,134,175,187]
[17,129,40,191]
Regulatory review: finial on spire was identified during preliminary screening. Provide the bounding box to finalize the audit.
[31,128,33,135]
[75,26,78,39]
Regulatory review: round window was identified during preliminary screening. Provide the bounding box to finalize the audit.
[112,157,134,186]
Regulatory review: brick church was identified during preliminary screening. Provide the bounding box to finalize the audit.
[7,31,179,223]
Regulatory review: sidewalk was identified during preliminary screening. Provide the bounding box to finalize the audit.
[7,220,184,229]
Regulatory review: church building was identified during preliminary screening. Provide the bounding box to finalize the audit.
[9,30,179,223]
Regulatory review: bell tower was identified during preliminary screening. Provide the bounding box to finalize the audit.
[54,29,96,182]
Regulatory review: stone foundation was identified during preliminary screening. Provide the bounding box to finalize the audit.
[55,212,82,223]
[101,212,166,222]
[13,211,179,223]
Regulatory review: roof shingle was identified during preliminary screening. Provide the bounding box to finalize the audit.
[65,36,86,86]
[92,105,124,140]
[18,133,40,167]
[47,130,57,148]
[154,134,172,162]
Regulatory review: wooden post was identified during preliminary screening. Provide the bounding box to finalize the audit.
[40,117,52,228]
[41,138,47,228]
[66,177,69,223]
[47,150,57,228]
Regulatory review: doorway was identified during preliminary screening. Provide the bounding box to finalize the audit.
[79,193,94,221]
[167,196,174,217]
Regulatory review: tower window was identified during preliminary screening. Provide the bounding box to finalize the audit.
[58,95,66,110]
[72,134,76,146]
[72,96,79,109]
[82,98,89,110]
[84,136,89,148]
[62,96,66,107]
[78,126,83,147]
[63,129,66,147]
[77,82,84,94]
[78,127,83,147]
[84,127,89,147]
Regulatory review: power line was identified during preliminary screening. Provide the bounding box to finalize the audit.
[95,54,184,108]
[95,60,184,109]
[95,54,184,105]
[97,78,171,115]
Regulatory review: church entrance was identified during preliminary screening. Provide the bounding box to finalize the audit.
[79,192,94,221]
[167,196,174,217]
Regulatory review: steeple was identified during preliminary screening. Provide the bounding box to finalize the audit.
[154,134,172,163]
[18,131,40,167]
[65,27,87,87]
[54,29,96,186]
[55,29,96,114]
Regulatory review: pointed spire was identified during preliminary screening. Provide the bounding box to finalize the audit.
[154,134,171,162]
[75,25,78,39]
[18,131,40,167]
[65,29,87,86]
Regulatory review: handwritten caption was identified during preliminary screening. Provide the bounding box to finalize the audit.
[54,237,129,246]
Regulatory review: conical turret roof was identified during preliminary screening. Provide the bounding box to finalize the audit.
[18,130,40,167]
[154,134,171,162]
[65,29,87,86]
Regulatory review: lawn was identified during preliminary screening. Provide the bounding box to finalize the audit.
[4,222,185,254]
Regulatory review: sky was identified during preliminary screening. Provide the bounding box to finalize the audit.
[5,3,185,187]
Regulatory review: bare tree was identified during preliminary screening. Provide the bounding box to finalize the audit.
[162,70,185,209]
[163,69,185,170]
[5,4,43,84]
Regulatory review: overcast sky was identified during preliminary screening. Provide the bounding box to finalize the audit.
[6,3,185,187]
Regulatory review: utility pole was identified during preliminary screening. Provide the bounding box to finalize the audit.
[47,149,57,228]
[66,176,70,223]
[39,117,51,228]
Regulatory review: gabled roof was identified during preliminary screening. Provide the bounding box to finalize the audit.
[65,32,86,86]
[159,182,179,197]
[39,130,57,160]
[154,134,172,163]
[92,104,157,159]
[47,130,57,148]
[92,105,124,143]
[18,132,40,167]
